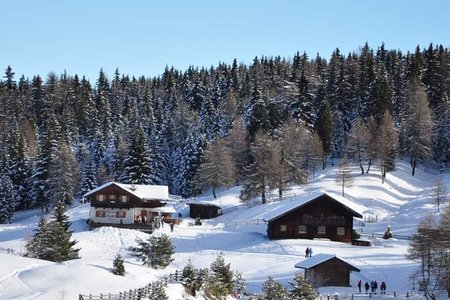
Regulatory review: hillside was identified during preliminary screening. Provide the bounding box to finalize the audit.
[0,159,447,299]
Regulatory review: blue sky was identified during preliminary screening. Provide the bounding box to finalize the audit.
[2,0,450,82]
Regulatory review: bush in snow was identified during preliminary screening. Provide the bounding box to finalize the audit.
[181,260,206,296]
[112,253,125,276]
[259,276,289,300]
[204,254,234,299]
[289,272,316,300]
[129,234,175,269]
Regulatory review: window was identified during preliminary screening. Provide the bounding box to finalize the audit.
[98,194,105,201]
[337,227,345,236]
[298,225,307,234]
[317,226,326,234]
[280,225,287,232]
[108,194,117,200]
[120,195,128,202]
[95,210,106,217]
[116,211,126,218]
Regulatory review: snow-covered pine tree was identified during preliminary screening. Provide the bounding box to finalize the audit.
[32,113,59,210]
[289,272,316,300]
[25,215,50,260]
[112,253,125,276]
[0,172,15,223]
[119,124,153,184]
[259,276,289,300]
[26,202,79,262]
[8,121,33,210]
[148,281,168,300]
[80,155,97,198]
[205,254,234,299]
[181,259,204,296]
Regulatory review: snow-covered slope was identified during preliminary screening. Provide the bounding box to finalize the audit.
[0,160,447,299]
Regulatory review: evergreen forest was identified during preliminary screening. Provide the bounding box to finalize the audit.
[1,42,449,222]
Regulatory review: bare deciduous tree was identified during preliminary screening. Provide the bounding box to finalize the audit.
[335,156,354,197]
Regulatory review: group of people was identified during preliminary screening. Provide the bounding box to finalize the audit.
[357,280,387,294]
[304,247,313,257]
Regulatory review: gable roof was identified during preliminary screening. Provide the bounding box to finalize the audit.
[83,182,169,201]
[261,191,363,222]
[295,253,360,272]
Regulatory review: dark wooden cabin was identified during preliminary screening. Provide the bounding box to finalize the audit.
[263,192,363,243]
[188,203,221,219]
[295,253,360,287]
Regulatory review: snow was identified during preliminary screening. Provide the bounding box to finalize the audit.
[294,253,359,271]
[83,182,169,201]
[0,160,447,299]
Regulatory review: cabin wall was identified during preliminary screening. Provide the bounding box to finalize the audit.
[305,259,351,287]
[189,204,219,219]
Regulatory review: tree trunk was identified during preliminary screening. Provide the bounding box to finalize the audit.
[212,187,217,199]
[359,162,364,175]
[261,189,266,204]
[412,158,416,176]
[366,160,372,173]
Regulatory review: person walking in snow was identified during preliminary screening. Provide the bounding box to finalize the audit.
[380,281,386,294]
[305,247,310,258]
[309,247,313,257]
[357,280,362,293]
[170,222,174,232]
[374,281,378,294]
[365,282,370,294]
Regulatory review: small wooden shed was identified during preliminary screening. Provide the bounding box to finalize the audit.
[188,202,221,219]
[295,253,360,287]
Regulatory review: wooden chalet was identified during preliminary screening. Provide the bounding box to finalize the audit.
[84,182,175,232]
[188,202,221,219]
[263,192,363,243]
[295,253,360,287]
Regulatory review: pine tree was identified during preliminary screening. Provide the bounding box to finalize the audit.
[315,99,333,168]
[130,234,175,269]
[112,253,125,276]
[346,118,370,174]
[205,254,234,299]
[8,121,33,210]
[25,215,50,260]
[259,276,289,300]
[0,172,15,223]
[119,124,153,184]
[148,281,168,300]
[26,202,79,262]
[80,155,97,197]
[289,272,316,300]
[182,260,204,296]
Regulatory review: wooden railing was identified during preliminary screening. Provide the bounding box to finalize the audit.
[79,270,181,300]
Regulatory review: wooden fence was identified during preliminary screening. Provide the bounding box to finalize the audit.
[79,270,181,300]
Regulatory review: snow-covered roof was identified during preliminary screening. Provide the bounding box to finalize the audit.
[83,182,169,201]
[261,191,364,222]
[152,206,177,214]
[295,253,360,271]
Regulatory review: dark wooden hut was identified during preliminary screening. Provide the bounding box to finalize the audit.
[188,202,221,219]
[263,192,363,243]
[295,253,360,287]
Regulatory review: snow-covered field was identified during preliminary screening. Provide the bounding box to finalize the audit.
[0,160,447,300]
